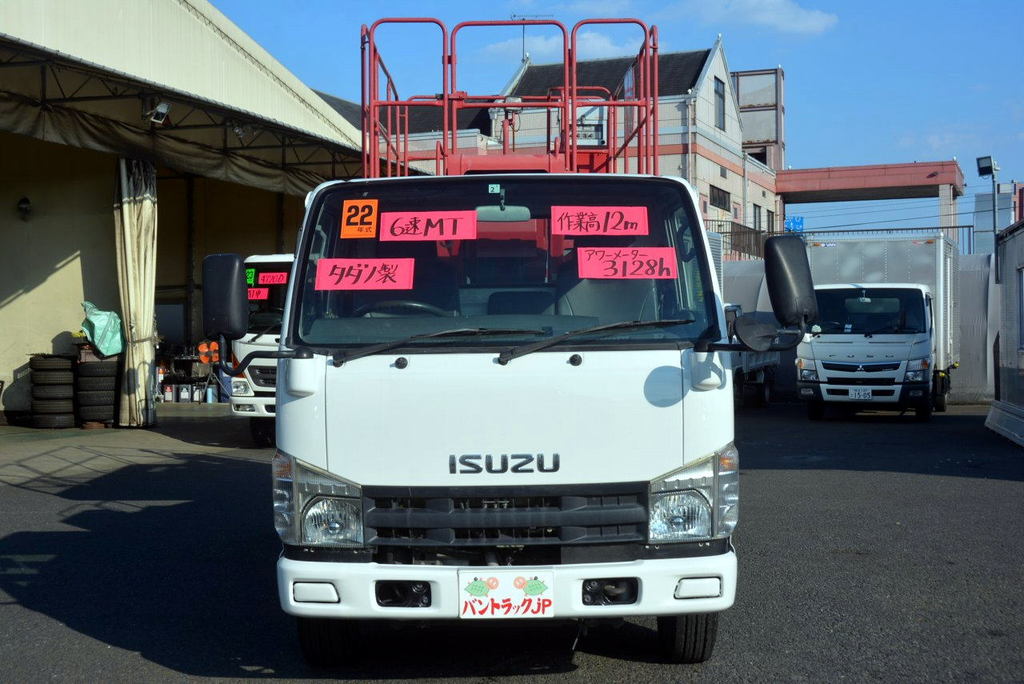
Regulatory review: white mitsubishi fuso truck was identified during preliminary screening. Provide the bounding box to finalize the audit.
[797,233,959,421]
[230,254,294,446]
[202,174,817,665]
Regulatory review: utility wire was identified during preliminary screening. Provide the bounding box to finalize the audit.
[805,208,978,231]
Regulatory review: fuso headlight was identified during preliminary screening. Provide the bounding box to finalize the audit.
[649,443,739,543]
[796,358,818,382]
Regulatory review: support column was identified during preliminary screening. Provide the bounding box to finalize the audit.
[938,183,957,229]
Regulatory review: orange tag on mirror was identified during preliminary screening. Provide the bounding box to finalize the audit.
[341,199,379,238]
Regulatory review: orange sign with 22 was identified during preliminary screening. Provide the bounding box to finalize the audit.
[340,199,379,239]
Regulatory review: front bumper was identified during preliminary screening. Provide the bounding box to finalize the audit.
[230,396,276,417]
[798,381,930,407]
[278,550,736,619]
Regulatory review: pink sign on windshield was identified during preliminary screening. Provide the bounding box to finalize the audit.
[577,247,678,279]
[258,272,288,285]
[247,287,270,300]
[380,211,477,241]
[551,206,649,235]
[314,258,415,290]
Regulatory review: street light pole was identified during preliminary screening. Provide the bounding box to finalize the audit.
[976,155,1000,252]
[990,168,998,237]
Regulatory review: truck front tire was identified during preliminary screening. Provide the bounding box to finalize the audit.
[296,617,360,667]
[806,401,825,421]
[250,418,275,448]
[934,390,947,412]
[657,613,718,663]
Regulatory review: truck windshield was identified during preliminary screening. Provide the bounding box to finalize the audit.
[246,261,291,334]
[814,288,927,335]
[292,176,716,351]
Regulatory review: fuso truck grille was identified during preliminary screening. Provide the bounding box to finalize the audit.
[363,483,647,547]
[248,366,277,388]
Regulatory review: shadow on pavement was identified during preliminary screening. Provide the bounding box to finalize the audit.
[0,449,578,678]
[735,403,1024,481]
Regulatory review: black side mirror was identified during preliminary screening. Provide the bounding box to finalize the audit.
[764,235,817,329]
[733,314,776,351]
[202,254,248,341]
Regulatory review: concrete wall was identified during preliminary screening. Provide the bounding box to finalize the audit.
[0,131,306,415]
[0,132,120,413]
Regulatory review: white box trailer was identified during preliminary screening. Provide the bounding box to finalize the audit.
[798,231,960,419]
[805,233,959,368]
[707,232,780,407]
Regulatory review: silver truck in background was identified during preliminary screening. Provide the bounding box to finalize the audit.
[707,233,779,408]
[797,232,959,420]
[229,253,294,446]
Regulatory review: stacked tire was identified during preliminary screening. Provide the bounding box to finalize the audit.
[30,355,76,429]
[77,359,119,424]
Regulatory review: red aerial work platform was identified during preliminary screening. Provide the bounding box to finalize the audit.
[361,18,660,178]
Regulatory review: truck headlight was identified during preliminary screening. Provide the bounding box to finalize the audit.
[649,443,739,542]
[231,379,254,397]
[796,358,818,382]
[272,451,363,546]
[905,358,930,383]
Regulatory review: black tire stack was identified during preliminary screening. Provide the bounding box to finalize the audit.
[30,355,76,429]
[76,360,119,424]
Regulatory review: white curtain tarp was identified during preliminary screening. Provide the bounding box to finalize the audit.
[114,158,158,427]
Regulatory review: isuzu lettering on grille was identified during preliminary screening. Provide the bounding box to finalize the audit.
[448,454,561,474]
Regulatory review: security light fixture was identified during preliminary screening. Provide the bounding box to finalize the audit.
[149,101,171,125]
[976,156,997,177]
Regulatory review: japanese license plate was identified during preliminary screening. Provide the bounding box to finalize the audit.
[850,388,872,400]
[458,570,554,619]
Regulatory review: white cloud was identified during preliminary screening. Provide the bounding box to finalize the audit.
[482,30,636,62]
[670,0,838,35]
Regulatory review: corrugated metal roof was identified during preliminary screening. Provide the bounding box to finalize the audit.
[0,0,360,151]
[510,50,710,99]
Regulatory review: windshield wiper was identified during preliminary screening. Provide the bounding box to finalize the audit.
[332,328,547,367]
[863,324,899,338]
[497,318,695,365]
[249,322,281,344]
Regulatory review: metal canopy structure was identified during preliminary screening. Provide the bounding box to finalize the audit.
[0,0,364,193]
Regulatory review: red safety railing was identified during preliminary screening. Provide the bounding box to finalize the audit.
[361,17,659,178]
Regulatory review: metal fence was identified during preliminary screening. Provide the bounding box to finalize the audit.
[705,220,778,261]
[706,222,976,259]
[801,226,974,254]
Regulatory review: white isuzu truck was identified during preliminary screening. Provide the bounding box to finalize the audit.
[797,233,959,420]
[229,254,294,447]
[203,175,816,665]
[200,16,817,668]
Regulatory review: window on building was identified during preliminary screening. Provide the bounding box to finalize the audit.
[714,78,726,130]
[767,209,775,233]
[709,185,730,211]
[719,165,727,179]
[753,204,762,231]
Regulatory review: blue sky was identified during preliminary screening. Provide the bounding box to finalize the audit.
[211,0,1023,231]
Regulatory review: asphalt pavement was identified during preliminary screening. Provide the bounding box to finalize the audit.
[0,402,1021,682]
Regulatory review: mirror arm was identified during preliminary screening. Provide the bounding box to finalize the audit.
[768,321,807,351]
[215,336,312,376]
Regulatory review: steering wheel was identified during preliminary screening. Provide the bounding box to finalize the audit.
[352,300,451,317]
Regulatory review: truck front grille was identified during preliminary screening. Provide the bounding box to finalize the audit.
[363,484,647,547]
[249,366,277,388]
[822,362,901,372]
[825,377,897,385]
